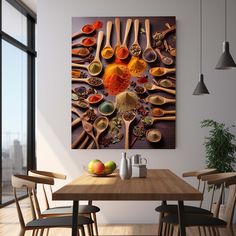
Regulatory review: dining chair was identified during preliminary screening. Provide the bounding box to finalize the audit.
[161,172,236,236]
[28,170,100,236]
[12,174,94,236]
[156,168,218,236]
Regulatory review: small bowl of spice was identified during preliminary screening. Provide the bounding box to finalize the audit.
[146,129,162,143]
[87,77,103,87]
[98,101,116,116]
[134,86,146,95]
[87,94,103,105]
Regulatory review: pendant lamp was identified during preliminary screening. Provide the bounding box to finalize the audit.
[193,0,210,95]
[215,0,236,69]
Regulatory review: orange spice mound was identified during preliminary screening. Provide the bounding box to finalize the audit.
[103,64,131,95]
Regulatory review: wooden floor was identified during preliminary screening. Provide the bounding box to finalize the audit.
[0,198,234,235]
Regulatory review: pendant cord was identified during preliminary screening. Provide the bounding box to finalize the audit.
[200,0,202,74]
[225,0,227,41]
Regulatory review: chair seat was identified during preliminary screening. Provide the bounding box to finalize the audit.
[26,215,93,228]
[155,204,213,216]
[162,214,227,227]
[42,204,100,216]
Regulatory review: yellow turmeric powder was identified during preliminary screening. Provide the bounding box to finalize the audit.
[128,56,147,76]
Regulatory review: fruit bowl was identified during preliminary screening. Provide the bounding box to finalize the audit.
[82,165,117,177]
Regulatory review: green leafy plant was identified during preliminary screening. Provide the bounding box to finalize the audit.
[201,119,236,172]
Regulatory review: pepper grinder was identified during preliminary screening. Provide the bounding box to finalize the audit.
[119,152,128,180]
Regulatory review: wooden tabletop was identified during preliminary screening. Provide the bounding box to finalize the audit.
[52,169,203,201]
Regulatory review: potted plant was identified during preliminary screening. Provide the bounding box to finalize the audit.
[201,119,236,218]
[201,119,236,173]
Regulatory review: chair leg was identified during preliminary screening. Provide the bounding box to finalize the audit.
[80,226,86,236]
[169,224,174,236]
[208,227,213,236]
[39,229,44,236]
[92,213,99,236]
[46,228,49,236]
[157,212,164,236]
[87,224,94,236]
[19,229,25,236]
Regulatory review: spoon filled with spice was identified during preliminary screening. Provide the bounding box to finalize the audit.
[152,108,176,117]
[72,24,96,40]
[72,77,103,87]
[142,116,176,126]
[72,48,91,58]
[144,82,176,95]
[122,111,136,149]
[149,67,176,77]
[116,18,132,60]
[142,19,157,63]
[130,19,142,57]
[101,21,114,59]
[114,18,121,53]
[72,31,104,76]
[155,48,173,66]
[72,37,96,48]
[145,94,176,106]
[87,116,109,149]
[156,78,175,88]
[164,39,176,58]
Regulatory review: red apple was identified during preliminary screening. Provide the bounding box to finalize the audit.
[93,161,105,174]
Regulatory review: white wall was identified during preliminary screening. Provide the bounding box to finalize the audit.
[37,0,236,224]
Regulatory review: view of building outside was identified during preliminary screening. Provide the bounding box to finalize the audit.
[1,0,28,203]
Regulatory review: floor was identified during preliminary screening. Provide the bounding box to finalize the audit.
[0,198,234,236]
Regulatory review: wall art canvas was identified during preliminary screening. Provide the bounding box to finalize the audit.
[71,17,176,149]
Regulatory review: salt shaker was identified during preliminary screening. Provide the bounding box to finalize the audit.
[119,152,128,180]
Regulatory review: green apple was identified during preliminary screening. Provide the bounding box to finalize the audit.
[88,159,100,174]
[104,161,117,174]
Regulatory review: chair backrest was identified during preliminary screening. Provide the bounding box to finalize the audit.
[182,169,218,207]
[205,173,236,225]
[12,175,54,228]
[28,170,66,210]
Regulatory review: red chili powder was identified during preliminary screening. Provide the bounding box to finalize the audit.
[88,94,101,103]
[93,20,103,29]
[116,47,129,59]
[137,76,148,84]
[82,24,94,33]
[82,38,94,46]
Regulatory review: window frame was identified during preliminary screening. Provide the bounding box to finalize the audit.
[0,0,36,206]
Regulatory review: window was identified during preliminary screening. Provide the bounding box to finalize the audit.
[0,0,36,205]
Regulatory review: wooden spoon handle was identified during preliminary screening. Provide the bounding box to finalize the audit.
[115,18,121,47]
[72,118,82,127]
[155,48,164,59]
[94,31,104,61]
[167,68,176,73]
[125,123,130,149]
[162,25,176,36]
[72,63,88,70]
[87,132,101,149]
[89,132,99,149]
[152,116,176,122]
[134,19,139,44]
[72,32,83,40]
[164,110,176,115]
[123,19,132,46]
[145,19,151,49]
[165,98,176,103]
[79,135,90,149]
[105,21,113,47]
[156,85,176,95]
[72,130,86,148]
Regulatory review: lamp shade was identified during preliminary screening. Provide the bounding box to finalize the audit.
[193,74,210,95]
[215,41,236,69]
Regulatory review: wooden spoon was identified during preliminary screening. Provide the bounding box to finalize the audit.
[152,108,176,117]
[72,77,103,87]
[165,23,176,57]
[72,48,91,58]
[149,67,176,77]
[146,95,176,105]
[87,116,109,149]
[129,19,142,57]
[155,78,175,88]
[101,21,114,59]
[144,82,176,95]
[153,24,176,41]
[72,24,96,40]
[122,111,136,149]
[155,48,173,65]
[72,31,104,76]
[115,18,132,60]
[72,37,96,47]
[82,120,99,149]
[114,17,121,52]
[142,19,157,63]
[72,55,94,64]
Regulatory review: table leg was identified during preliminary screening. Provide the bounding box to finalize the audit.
[178,201,186,236]
[72,200,79,236]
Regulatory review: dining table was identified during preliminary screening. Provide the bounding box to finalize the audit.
[52,169,203,236]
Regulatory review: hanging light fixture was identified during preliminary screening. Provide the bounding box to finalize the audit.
[193,0,209,95]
